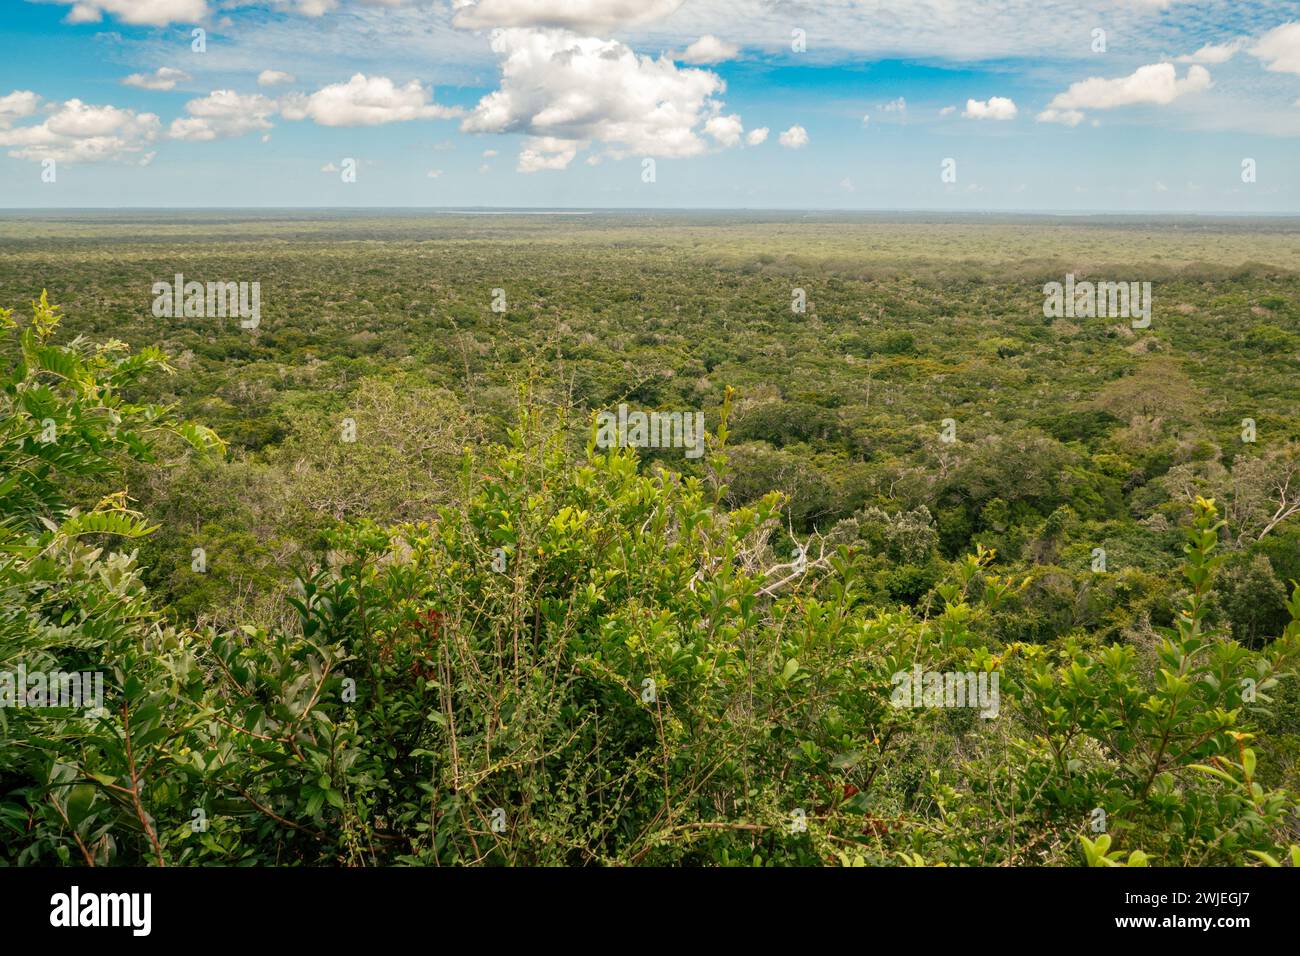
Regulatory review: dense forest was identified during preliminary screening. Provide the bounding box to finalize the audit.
[2,211,1298,866]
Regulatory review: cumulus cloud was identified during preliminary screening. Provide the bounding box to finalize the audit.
[704,113,743,147]
[451,0,683,31]
[745,126,768,145]
[122,67,191,91]
[938,105,956,116]
[280,74,461,126]
[962,96,1017,119]
[462,28,733,168]
[0,97,160,163]
[257,70,297,87]
[882,97,906,113]
[0,91,41,129]
[680,35,740,64]
[169,90,277,140]
[517,135,583,172]
[1046,63,1211,110]
[35,0,208,26]
[1036,108,1084,127]
[778,124,808,148]
[1175,38,1245,64]
[1038,63,1210,124]
[1250,23,1300,75]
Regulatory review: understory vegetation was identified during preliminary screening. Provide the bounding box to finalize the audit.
[1,213,1299,866]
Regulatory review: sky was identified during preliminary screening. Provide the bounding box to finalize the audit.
[2,0,1300,211]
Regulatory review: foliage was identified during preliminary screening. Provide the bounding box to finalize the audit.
[2,297,1298,866]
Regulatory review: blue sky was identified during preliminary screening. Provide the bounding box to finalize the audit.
[3,0,1300,210]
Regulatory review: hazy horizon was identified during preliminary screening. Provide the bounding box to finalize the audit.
[6,207,1300,218]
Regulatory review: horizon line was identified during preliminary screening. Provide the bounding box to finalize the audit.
[3,206,1300,219]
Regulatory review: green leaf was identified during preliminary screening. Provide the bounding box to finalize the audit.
[1188,763,1238,786]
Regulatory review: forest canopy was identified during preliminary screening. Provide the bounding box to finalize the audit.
[1,213,1299,867]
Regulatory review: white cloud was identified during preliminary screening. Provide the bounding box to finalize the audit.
[1250,23,1300,75]
[939,105,956,116]
[1040,63,1211,124]
[482,148,498,157]
[0,98,160,163]
[778,124,808,148]
[452,0,683,31]
[962,96,1017,120]
[122,67,191,91]
[1036,107,1084,127]
[517,135,583,172]
[680,35,739,64]
[0,91,41,129]
[839,176,854,192]
[882,97,906,113]
[463,28,732,166]
[427,167,443,177]
[281,74,461,126]
[36,0,208,26]
[1175,38,1245,64]
[257,70,297,87]
[745,126,768,145]
[169,90,277,141]
[704,113,743,147]
[321,161,339,171]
